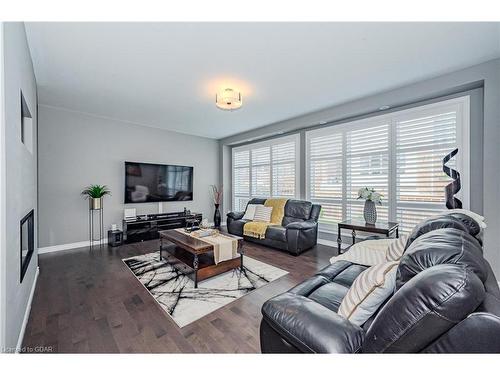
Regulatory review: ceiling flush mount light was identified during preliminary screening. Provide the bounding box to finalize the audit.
[216,88,242,111]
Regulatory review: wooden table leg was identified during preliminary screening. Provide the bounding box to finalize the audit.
[396,228,399,238]
[193,254,199,288]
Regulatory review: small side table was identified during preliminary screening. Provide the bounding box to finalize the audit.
[337,220,399,253]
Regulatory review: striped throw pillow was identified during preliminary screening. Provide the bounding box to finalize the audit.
[253,205,273,223]
[386,235,408,261]
[338,261,399,325]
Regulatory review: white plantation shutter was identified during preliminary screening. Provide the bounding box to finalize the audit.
[395,106,462,231]
[232,134,299,210]
[272,141,297,197]
[233,150,250,211]
[306,96,469,233]
[346,124,389,222]
[251,146,271,197]
[307,132,343,225]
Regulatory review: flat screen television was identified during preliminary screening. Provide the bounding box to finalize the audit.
[124,161,193,203]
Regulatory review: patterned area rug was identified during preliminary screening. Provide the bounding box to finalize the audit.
[123,252,288,327]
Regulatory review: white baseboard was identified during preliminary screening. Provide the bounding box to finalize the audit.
[38,239,108,254]
[16,266,39,353]
[38,223,229,255]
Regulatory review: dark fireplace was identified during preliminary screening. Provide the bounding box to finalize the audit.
[20,209,34,282]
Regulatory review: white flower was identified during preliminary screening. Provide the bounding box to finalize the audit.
[371,192,382,204]
[357,187,383,204]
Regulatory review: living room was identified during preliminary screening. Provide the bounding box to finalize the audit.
[2,0,500,372]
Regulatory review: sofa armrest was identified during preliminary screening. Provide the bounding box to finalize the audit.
[261,292,365,353]
[227,211,245,220]
[286,220,317,230]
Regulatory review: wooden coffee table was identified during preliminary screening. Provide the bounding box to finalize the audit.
[159,229,244,288]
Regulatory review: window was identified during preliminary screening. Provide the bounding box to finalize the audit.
[232,134,300,211]
[306,96,469,232]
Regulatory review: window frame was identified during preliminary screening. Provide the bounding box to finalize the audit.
[232,133,300,211]
[305,96,470,233]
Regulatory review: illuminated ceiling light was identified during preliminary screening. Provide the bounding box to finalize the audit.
[216,88,243,111]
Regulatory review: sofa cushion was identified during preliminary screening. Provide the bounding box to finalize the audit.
[266,226,287,242]
[363,264,485,353]
[445,212,482,237]
[287,262,367,314]
[282,199,313,226]
[247,198,267,206]
[396,228,488,290]
[227,218,249,236]
[261,293,365,353]
[406,214,468,248]
[308,282,349,312]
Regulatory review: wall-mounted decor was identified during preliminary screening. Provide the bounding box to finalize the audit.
[20,209,34,282]
[20,90,33,154]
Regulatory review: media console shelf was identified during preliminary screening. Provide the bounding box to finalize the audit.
[123,212,202,244]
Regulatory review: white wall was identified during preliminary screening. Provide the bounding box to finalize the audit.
[1,22,39,351]
[38,105,220,248]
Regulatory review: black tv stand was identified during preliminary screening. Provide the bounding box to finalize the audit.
[122,212,202,244]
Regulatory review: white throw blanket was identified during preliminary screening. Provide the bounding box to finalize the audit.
[175,229,238,264]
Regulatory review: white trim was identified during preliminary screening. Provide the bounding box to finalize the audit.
[38,239,108,254]
[15,266,39,353]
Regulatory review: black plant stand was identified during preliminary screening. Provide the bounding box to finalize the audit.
[89,202,104,251]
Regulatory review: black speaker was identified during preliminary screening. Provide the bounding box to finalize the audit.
[108,230,123,247]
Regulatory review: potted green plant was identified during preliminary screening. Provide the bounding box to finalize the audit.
[81,184,111,210]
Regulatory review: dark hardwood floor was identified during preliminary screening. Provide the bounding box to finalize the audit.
[22,237,338,353]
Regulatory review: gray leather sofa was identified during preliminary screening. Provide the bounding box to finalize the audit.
[226,198,321,255]
[259,213,500,353]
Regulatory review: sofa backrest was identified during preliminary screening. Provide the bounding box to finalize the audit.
[404,214,469,249]
[246,198,320,226]
[282,199,313,226]
[362,226,490,353]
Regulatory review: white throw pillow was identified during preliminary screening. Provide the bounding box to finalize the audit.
[242,204,262,221]
[338,261,399,326]
[330,239,392,266]
[253,205,273,223]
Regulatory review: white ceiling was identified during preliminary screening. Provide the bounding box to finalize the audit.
[25,22,500,139]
